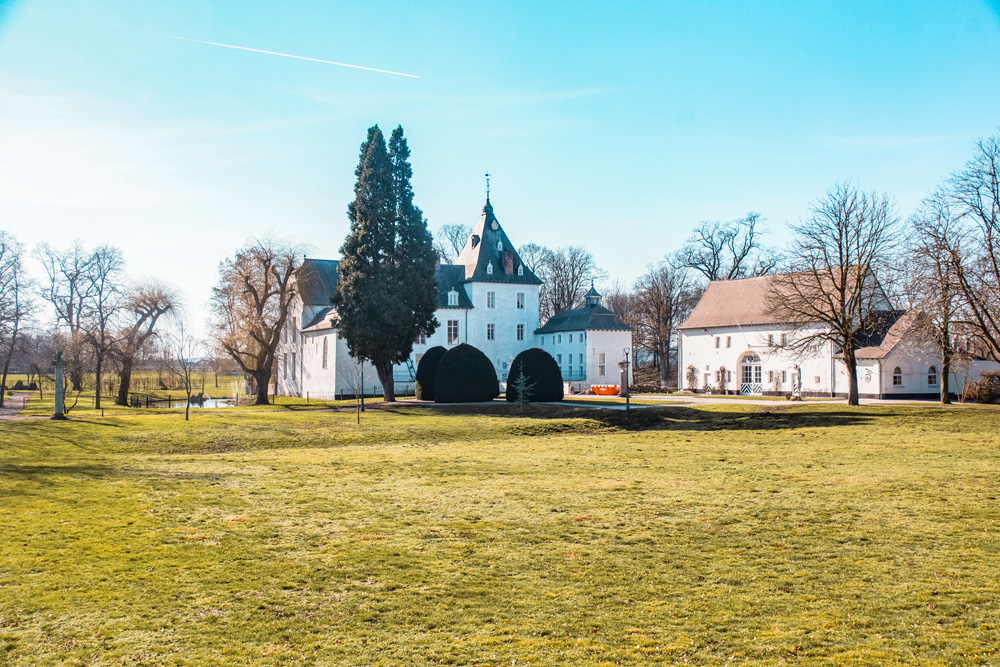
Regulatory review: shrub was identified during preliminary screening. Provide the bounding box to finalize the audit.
[434,344,500,403]
[969,370,1000,404]
[414,346,447,401]
[506,348,563,403]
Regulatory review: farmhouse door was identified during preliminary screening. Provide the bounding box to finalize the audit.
[739,352,763,395]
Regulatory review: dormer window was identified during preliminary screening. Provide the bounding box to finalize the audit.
[486,262,493,275]
[517,265,523,276]
[497,240,503,252]
[448,290,458,306]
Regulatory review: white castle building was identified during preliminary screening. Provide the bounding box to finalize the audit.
[276,197,632,398]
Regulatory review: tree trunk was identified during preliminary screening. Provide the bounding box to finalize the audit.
[116,359,134,406]
[844,349,859,406]
[657,351,669,387]
[94,352,104,410]
[252,369,270,405]
[375,360,395,402]
[940,355,952,405]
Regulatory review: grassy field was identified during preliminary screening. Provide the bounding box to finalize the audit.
[1,402,998,665]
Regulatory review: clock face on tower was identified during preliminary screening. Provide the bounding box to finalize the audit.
[490,221,499,230]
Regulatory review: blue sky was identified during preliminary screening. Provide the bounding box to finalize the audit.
[1,1,999,331]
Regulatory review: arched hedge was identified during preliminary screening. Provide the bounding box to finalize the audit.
[434,343,500,403]
[414,346,447,401]
[506,347,564,403]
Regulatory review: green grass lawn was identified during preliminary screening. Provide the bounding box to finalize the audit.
[1,403,998,665]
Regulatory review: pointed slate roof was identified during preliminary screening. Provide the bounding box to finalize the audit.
[454,198,543,285]
[535,301,631,334]
[296,259,340,307]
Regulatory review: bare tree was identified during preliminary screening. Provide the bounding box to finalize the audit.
[78,245,127,410]
[433,223,472,264]
[603,280,643,362]
[34,241,94,390]
[0,231,33,406]
[547,246,604,317]
[678,212,779,281]
[112,285,176,405]
[211,238,300,405]
[162,325,203,421]
[932,133,1000,365]
[767,183,899,406]
[908,194,972,403]
[634,259,700,387]
[518,243,555,320]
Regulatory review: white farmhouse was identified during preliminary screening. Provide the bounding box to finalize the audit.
[678,274,998,399]
[276,197,632,399]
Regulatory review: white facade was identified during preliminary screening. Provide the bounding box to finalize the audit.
[275,199,632,399]
[678,275,1000,399]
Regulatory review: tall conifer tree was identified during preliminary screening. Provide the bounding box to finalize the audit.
[335,125,438,401]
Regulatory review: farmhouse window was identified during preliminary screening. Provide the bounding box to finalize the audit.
[517,292,525,309]
[928,366,938,385]
[893,367,902,386]
[517,324,524,340]
[447,320,459,344]
[715,337,720,348]
[487,291,496,308]
[768,370,773,382]
[322,337,328,369]
[726,336,731,348]
[599,353,606,376]
[780,333,787,345]
[781,370,787,383]
[768,334,774,346]
[487,323,495,340]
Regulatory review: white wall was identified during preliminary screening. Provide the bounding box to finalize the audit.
[679,324,833,394]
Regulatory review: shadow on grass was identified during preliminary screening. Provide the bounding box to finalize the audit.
[385,402,879,432]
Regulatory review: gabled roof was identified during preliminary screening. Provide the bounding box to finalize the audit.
[679,270,892,330]
[535,303,631,334]
[679,275,785,329]
[302,306,336,331]
[454,198,543,285]
[296,259,340,307]
[852,310,921,359]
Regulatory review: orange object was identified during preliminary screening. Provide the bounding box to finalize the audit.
[591,384,620,395]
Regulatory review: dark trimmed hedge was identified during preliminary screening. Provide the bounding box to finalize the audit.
[506,348,563,402]
[434,343,500,403]
[414,346,447,401]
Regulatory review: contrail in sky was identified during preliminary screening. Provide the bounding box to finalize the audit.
[148,32,420,78]
[0,3,420,78]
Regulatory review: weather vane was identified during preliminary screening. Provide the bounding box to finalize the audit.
[485,172,491,198]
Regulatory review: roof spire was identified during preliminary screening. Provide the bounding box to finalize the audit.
[485,172,491,203]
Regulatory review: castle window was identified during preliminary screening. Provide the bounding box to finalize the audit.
[893,367,902,386]
[517,324,524,340]
[487,323,495,340]
[322,337,328,369]
[516,292,524,309]
[715,337,720,348]
[518,265,524,276]
[447,320,459,344]
[541,336,544,345]
[780,333,787,345]
[768,334,774,346]
[486,262,493,275]
[487,291,496,308]
[557,354,562,364]
[569,334,573,343]
[497,240,502,251]
[726,336,731,348]
[928,366,938,385]
[415,333,426,345]
[599,353,606,376]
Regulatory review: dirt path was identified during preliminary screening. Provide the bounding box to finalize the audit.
[0,392,32,421]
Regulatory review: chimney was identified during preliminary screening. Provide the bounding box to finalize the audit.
[503,250,514,274]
